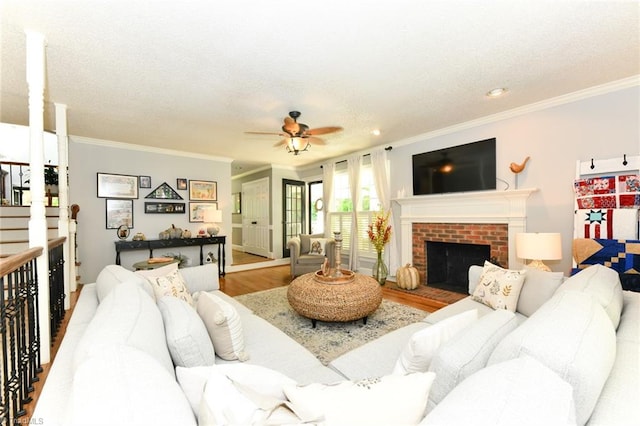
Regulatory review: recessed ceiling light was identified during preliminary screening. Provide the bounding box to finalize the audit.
[486,88,508,98]
[371,129,381,136]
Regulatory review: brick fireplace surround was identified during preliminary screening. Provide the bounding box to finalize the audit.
[394,188,537,284]
[412,223,508,285]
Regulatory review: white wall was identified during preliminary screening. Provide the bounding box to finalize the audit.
[389,85,640,274]
[69,138,232,283]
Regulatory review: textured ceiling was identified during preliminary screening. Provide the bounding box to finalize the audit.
[1,1,638,175]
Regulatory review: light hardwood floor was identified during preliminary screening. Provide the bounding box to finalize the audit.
[25,264,444,422]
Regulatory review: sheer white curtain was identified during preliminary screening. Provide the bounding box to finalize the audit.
[371,149,397,272]
[322,161,335,238]
[347,154,362,270]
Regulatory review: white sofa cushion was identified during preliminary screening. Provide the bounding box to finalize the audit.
[95,264,153,302]
[471,261,526,312]
[488,290,616,425]
[66,345,195,426]
[197,292,249,361]
[516,267,565,317]
[284,372,435,426]
[555,264,624,329]
[73,280,174,375]
[157,296,215,368]
[421,356,576,426]
[393,309,478,375]
[427,309,518,408]
[178,263,220,293]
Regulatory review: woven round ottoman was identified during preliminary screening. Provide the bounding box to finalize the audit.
[287,272,383,328]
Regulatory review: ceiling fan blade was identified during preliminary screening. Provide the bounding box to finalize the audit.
[306,126,343,136]
[306,136,326,145]
[245,131,285,136]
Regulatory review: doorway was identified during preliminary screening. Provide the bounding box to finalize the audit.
[242,177,270,258]
[282,179,305,258]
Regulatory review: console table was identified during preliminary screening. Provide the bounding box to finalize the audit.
[114,236,226,276]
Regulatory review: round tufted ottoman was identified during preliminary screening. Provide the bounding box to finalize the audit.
[287,272,383,327]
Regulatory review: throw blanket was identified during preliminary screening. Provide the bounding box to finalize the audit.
[572,238,640,292]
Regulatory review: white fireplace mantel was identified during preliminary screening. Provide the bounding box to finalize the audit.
[393,188,538,269]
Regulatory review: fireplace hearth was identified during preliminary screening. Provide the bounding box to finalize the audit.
[426,241,490,294]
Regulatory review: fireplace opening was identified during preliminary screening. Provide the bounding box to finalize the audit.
[426,241,491,294]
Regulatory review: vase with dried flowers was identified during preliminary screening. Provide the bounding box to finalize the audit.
[368,208,392,285]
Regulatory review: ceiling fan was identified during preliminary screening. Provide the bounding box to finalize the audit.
[245,111,343,155]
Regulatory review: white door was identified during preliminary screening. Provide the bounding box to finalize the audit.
[242,177,270,257]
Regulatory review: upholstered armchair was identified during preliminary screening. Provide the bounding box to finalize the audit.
[287,233,336,278]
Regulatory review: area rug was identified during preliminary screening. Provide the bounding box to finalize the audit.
[234,286,428,365]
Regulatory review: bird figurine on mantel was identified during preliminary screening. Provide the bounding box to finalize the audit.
[509,156,530,174]
[509,156,530,189]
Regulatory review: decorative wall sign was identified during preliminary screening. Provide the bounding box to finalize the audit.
[176,178,188,190]
[144,202,186,214]
[189,202,218,222]
[97,173,138,199]
[145,182,183,200]
[106,199,134,229]
[189,180,217,201]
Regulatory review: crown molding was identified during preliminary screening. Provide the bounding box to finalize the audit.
[384,75,640,149]
[70,135,233,163]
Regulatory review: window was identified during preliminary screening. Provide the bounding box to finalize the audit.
[329,163,381,256]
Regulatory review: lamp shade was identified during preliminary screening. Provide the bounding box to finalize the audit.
[515,233,562,261]
[202,208,222,224]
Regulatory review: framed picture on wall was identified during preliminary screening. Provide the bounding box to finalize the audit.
[139,175,151,188]
[189,202,218,222]
[106,199,134,229]
[189,180,217,201]
[97,173,138,199]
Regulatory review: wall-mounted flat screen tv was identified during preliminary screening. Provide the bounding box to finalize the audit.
[412,138,496,195]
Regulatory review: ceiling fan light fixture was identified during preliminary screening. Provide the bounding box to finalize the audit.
[286,137,310,155]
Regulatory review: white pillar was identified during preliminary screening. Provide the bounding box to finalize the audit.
[26,31,50,363]
[56,103,74,303]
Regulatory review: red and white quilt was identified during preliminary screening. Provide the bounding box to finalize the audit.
[574,208,638,239]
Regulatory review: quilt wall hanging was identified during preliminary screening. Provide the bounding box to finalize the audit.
[574,174,640,209]
[572,238,640,291]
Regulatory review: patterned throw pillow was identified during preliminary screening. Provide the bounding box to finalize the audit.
[143,268,194,306]
[308,238,328,256]
[471,261,526,312]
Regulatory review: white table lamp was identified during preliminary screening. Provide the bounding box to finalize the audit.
[515,232,562,271]
[202,208,222,236]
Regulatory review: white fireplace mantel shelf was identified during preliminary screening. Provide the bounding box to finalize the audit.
[393,188,538,269]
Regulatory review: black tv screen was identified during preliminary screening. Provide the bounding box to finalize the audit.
[412,138,496,195]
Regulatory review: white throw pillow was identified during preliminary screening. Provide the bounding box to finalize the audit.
[308,237,328,256]
[178,264,220,293]
[516,267,564,317]
[157,296,215,368]
[196,292,249,361]
[177,364,297,417]
[67,345,196,426]
[471,261,526,311]
[198,368,300,426]
[393,309,478,375]
[284,372,435,426]
[420,356,576,426]
[427,309,518,407]
[141,267,194,306]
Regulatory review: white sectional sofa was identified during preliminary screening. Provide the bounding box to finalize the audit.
[32,262,639,425]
